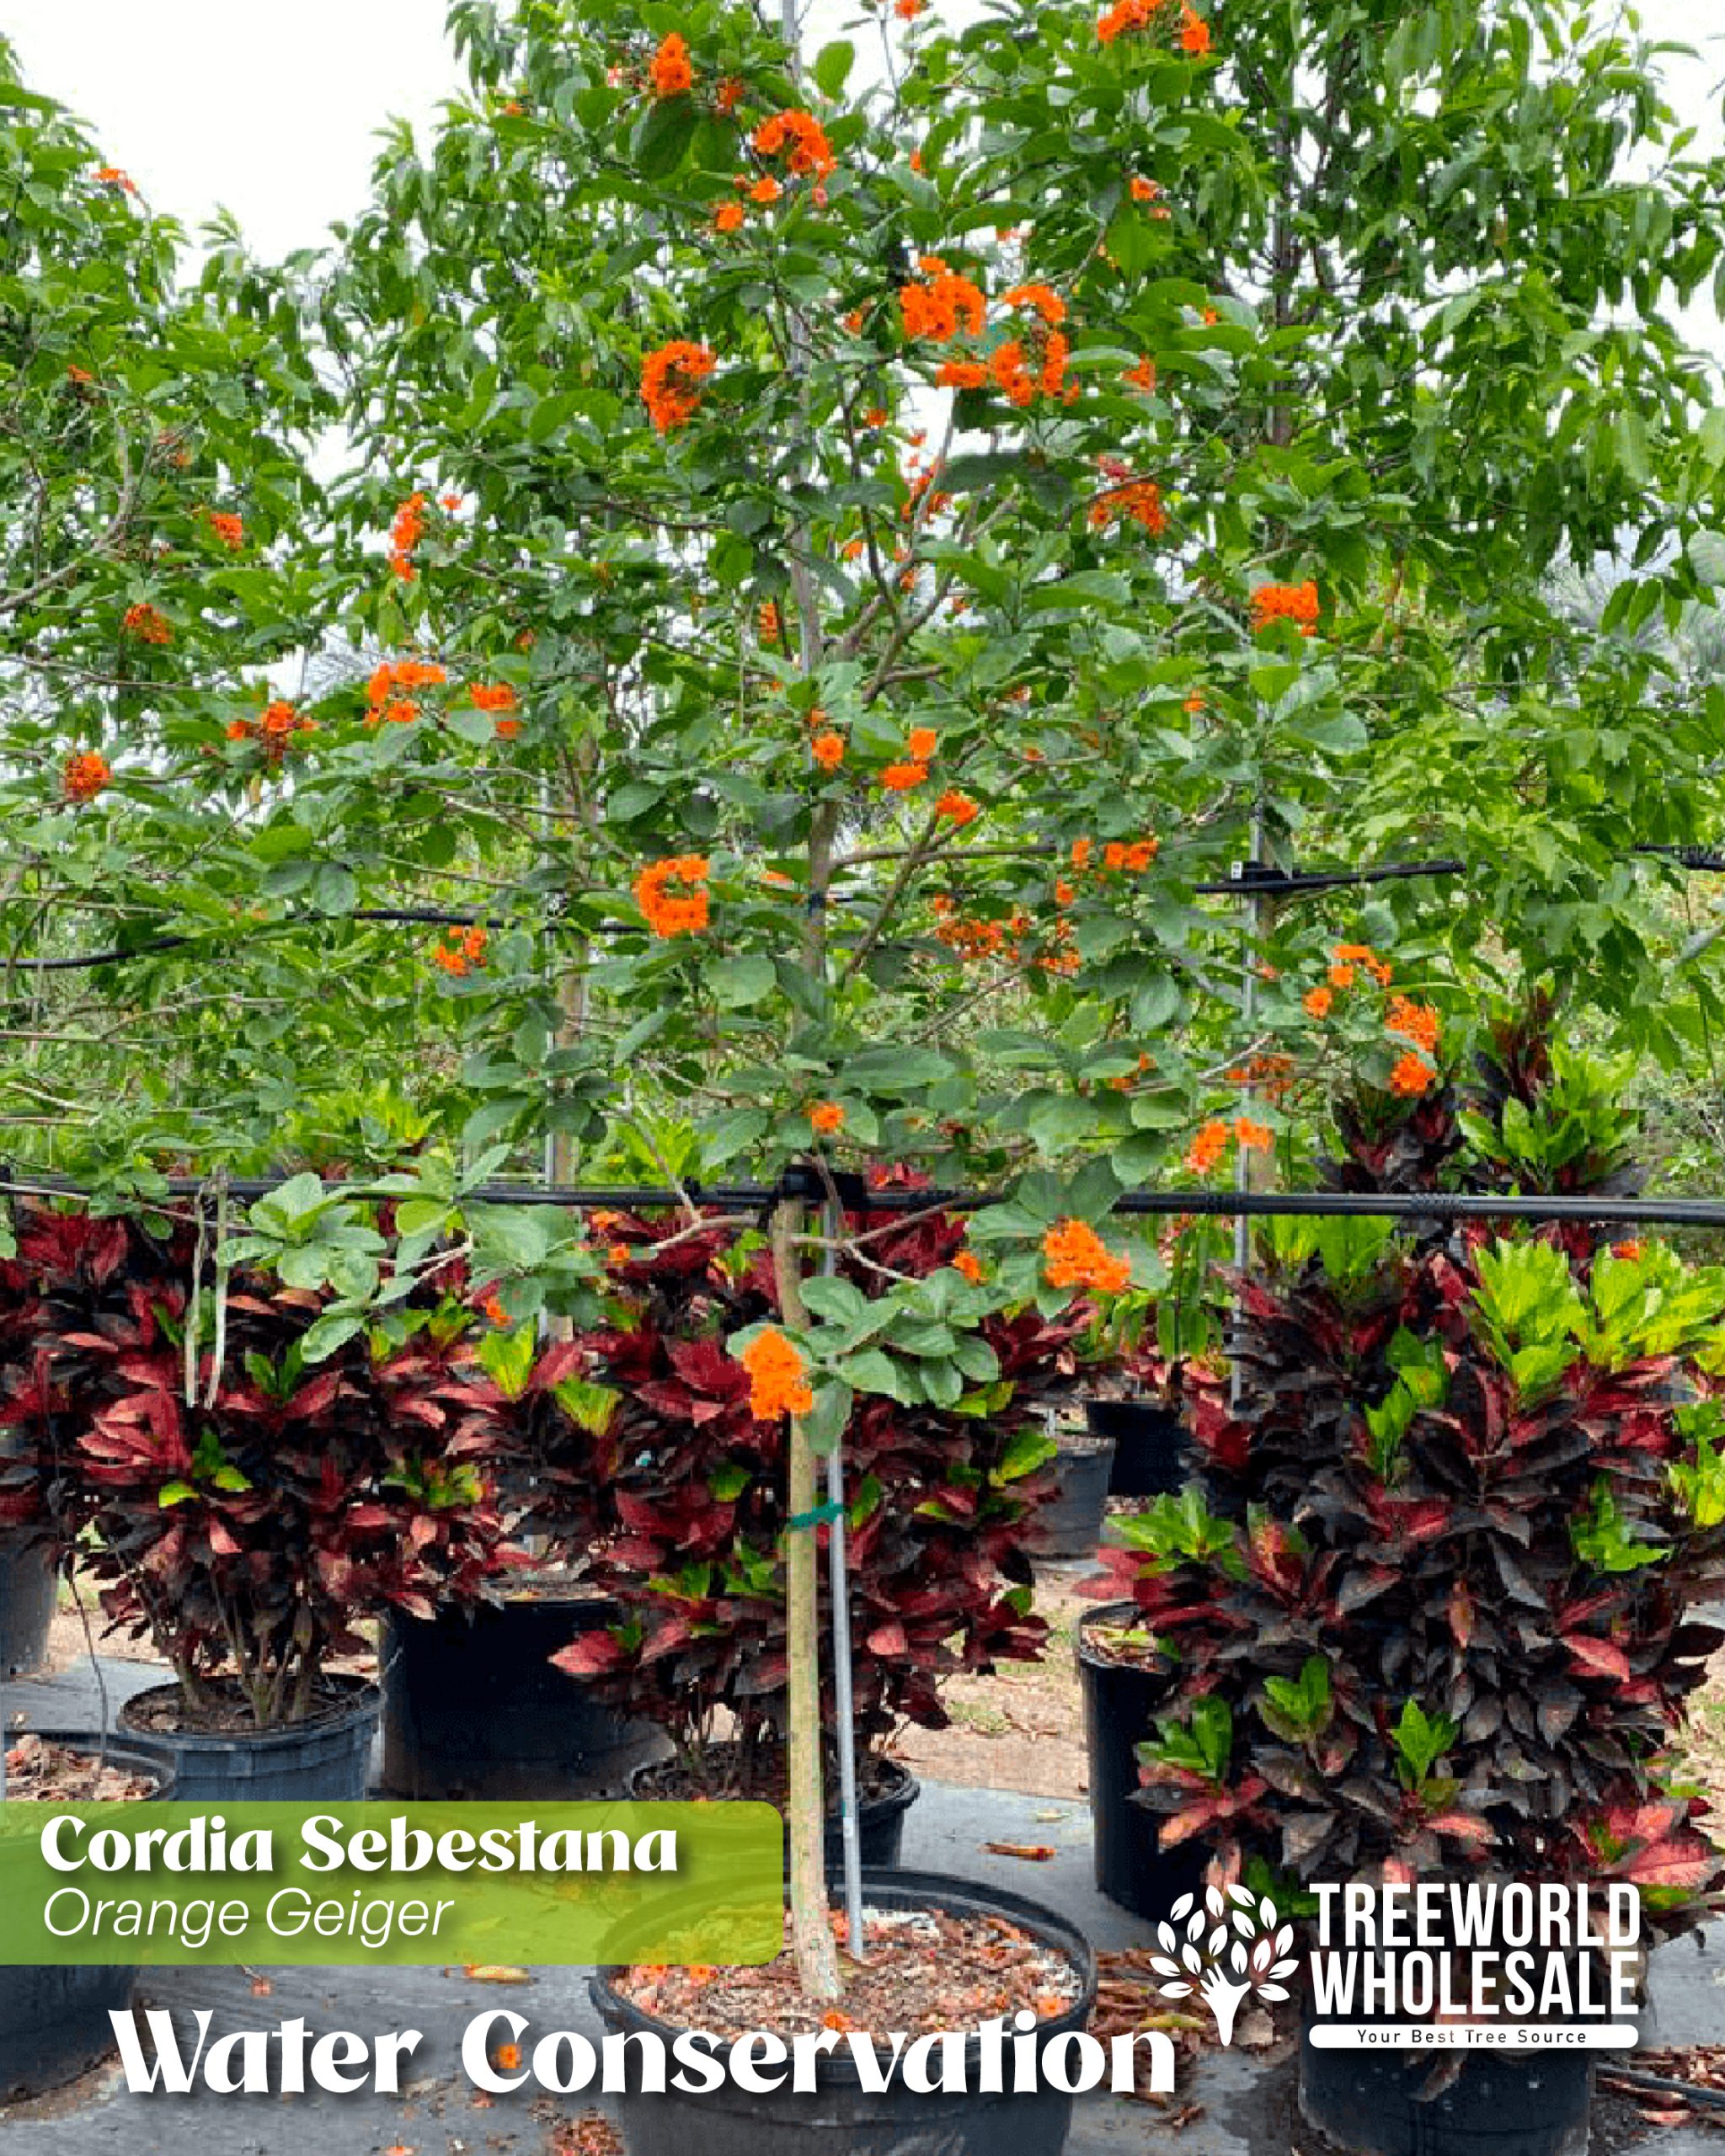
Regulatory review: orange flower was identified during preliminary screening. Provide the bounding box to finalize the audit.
[206,510,243,550]
[1090,479,1166,534]
[66,363,94,386]
[1179,3,1211,53]
[808,1101,845,1134]
[1234,1117,1272,1150]
[226,719,252,742]
[1385,996,1439,1054]
[953,1249,985,1283]
[388,490,427,581]
[469,682,518,713]
[740,1328,814,1420]
[430,923,486,979]
[1124,356,1159,396]
[1054,878,1076,906]
[1001,281,1066,327]
[494,717,523,739]
[895,0,925,15]
[1130,176,1161,203]
[1250,579,1321,636]
[716,77,745,116]
[906,727,937,760]
[649,32,694,98]
[1334,941,1393,987]
[1071,839,1092,870]
[640,340,716,433]
[1389,1053,1434,1098]
[1185,1119,1231,1174]
[714,200,745,233]
[1328,963,1355,990]
[1303,985,1333,1020]
[937,359,989,390]
[1043,1219,1132,1295]
[753,109,836,178]
[121,601,172,646]
[909,147,923,173]
[634,855,711,938]
[899,268,986,343]
[1183,691,1204,713]
[882,760,928,792]
[93,165,137,194]
[936,788,979,826]
[811,730,845,769]
[750,174,782,205]
[482,1295,510,1328]
[62,750,111,803]
[758,600,782,643]
[1611,1240,1643,1262]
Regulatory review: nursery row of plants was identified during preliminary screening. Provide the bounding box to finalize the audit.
[7,0,1725,2147]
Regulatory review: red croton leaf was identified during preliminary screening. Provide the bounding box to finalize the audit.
[1562,1635,1632,1682]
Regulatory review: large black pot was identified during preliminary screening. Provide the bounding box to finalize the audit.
[0,1534,57,1678]
[1299,2023,1592,2156]
[592,1868,1097,2156]
[1033,1433,1115,1561]
[1077,1604,1206,1919]
[379,1597,670,1800]
[1084,1398,1188,1500]
[629,1753,921,1870]
[117,1675,379,1801]
[0,1732,173,2103]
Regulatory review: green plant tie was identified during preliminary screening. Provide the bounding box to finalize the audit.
[786,1500,845,1531]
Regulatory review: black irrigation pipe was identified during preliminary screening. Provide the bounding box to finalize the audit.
[1598,2064,1725,2114]
[7,1165,1725,1232]
[8,845,1725,974]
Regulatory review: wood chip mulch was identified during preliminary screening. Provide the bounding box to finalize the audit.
[1599,2046,1725,2135]
[3,1732,156,1801]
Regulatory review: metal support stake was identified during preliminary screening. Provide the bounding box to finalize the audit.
[1231,809,1266,1409]
[820,1198,864,1957]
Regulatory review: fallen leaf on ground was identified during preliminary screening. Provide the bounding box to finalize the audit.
[983,1841,1055,1860]
[463,1964,533,1983]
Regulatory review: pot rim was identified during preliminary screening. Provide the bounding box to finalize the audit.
[1075,1599,1172,1677]
[116,1672,381,1750]
[590,1865,1098,2084]
[628,1750,923,1818]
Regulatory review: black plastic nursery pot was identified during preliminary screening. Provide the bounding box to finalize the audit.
[1298,2020,1593,2156]
[0,1534,57,1679]
[1033,1433,1116,1561]
[379,1597,669,1800]
[628,1754,922,1871]
[0,1732,173,2103]
[1077,1604,1206,1920]
[1083,1398,1188,1501]
[116,1674,380,1802]
[591,1868,1099,2156]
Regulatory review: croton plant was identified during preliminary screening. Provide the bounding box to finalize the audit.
[478,1198,1085,1790]
[0,1198,520,1728]
[1097,1026,1725,1943]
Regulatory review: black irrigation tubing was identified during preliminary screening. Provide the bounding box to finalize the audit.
[1598,2064,1725,2114]
[8,1166,1725,1231]
[8,845,1725,974]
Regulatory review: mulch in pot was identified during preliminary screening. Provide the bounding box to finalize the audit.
[633,1742,907,1812]
[120,1673,366,1737]
[3,1732,158,1801]
[1078,1614,1165,1671]
[613,1904,1083,2042]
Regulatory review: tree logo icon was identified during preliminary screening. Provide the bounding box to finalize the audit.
[1149,1884,1299,2047]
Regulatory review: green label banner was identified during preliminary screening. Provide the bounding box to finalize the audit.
[0,1801,782,1966]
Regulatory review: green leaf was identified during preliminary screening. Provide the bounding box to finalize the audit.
[813,40,855,95]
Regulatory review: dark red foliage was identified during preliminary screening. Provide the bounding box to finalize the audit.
[0,1200,521,1726]
[537,1202,1088,1787]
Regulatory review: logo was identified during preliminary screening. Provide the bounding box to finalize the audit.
[1149,1885,1297,2047]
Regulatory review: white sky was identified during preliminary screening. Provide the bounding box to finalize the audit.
[3,0,1722,287]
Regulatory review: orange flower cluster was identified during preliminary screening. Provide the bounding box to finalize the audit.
[1390,1053,1434,1097]
[1043,1219,1132,1295]
[714,201,745,234]
[634,855,711,938]
[640,341,716,434]
[900,263,986,342]
[1303,984,1332,1019]
[758,600,782,643]
[752,109,835,178]
[953,1248,985,1283]
[1103,838,1158,871]
[227,700,317,759]
[808,1101,845,1134]
[1330,941,1394,990]
[389,491,427,580]
[1385,996,1439,1054]
[1090,479,1166,534]
[740,1328,813,1420]
[432,925,489,977]
[936,788,979,826]
[1226,1053,1295,1100]
[366,658,446,728]
[934,907,1010,962]
[121,602,172,645]
[93,166,137,194]
[811,729,846,769]
[206,510,243,551]
[1185,1116,1272,1174]
[1001,282,1066,327]
[649,32,693,97]
[882,760,927,792]
[62,750,111,803]
[895,0,925,17]
[750,175,782,205]
[716,77,745,116]
[469,682,518,713]
[1250,579,1320,635]
[1097,0,1210,49]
